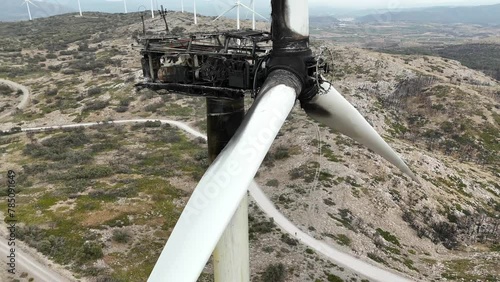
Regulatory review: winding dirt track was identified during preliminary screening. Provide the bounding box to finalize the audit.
[0,79,30,120]
[16,119,415,282]
[0,233,70,282]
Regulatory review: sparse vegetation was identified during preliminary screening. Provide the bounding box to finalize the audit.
[262,263,286,282]
[1,9,499,282]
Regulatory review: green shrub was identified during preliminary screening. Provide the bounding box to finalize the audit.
[327,273,344,282]
[144,120,162,127]
[376,228,401,247]
[335,234,351,246]
[367,252,386,265]
[45,88,59,96]
[112,229,130,243]
[266,179,279,187]
[274,146,290,160]
[280,234,298,246]
[262,246,274,253]
[250,219,275,234]
[87,87,103,96]
[262,263,286,282]
[78,242,103,262]
[84,100,109,111]
[114,106,128,113]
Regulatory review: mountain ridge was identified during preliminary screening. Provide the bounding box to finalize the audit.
[357,3,500,25]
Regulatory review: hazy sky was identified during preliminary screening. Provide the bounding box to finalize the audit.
[35,0,500,17]
[308,0,500,9]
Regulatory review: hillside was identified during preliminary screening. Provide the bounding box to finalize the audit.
[357,4,500,25]
[0,11,499,282]
[310,16,340,27]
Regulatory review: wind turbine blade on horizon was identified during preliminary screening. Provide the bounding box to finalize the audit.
[212,4,237,21]
[240,2,268,21]
[302,82,419,182]
[21,0,34,21]
[26,0,39,8]
[147,70,298,282]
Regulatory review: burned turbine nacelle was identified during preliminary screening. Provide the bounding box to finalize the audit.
[136,26,331,100]
[137,31,275,99]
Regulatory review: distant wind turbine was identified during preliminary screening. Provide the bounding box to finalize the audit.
[251,0,255,29]
[22,0,38,21]
[181,0,184,13]
[150,0,155,18]
[77,0,82,16]
[123,0,128,13]
[193,0,197,24]
[213,0,267,30]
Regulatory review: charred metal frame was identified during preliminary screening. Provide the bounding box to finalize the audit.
[136,30,272,99]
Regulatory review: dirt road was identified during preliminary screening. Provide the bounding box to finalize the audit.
[0,78,30,120]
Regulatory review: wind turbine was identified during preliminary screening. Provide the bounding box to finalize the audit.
[77,0,82,16]
[193,0,197,25]
[150,0,155,18]
[251,0,255,30]
[123,0,128,13]
[181,0,184,13]
[22,0,38,21]
[147,0,419,281]
[213,0,268,30]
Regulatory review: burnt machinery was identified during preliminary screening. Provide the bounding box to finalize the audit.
[136,30,330,99]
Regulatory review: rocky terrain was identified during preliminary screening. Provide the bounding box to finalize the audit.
[0,11,498,282]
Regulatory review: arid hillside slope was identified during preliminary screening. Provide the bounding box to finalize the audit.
[0,11,498,282]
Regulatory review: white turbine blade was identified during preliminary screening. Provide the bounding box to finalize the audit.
[302,82,419,182]
[26,0,39,8]
[148,75,298,282]
[240,3,268,21]
[213,5,237,21]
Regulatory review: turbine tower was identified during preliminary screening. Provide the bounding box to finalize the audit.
[150,0,155,18]
[213,0,267,30]
[22,0,38,21]
[123,0,128,13]
[147,0,419,281]
[181,0,184,13]
[251,0,255,29]
[193,0,197,25]
[77,0,82,16]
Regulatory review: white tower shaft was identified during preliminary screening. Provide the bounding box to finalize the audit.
[26,1,32,21]
[123,0,128,13]
[150,0,155,18]
[77,0,82,16]
[236,1,240,30]
[194,0,197,24]
[252,0,255,30]
[213,196,249,282]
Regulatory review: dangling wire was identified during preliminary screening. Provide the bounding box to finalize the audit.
[315,46,335,95]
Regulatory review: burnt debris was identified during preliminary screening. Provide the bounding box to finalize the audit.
[136,30,273,99]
